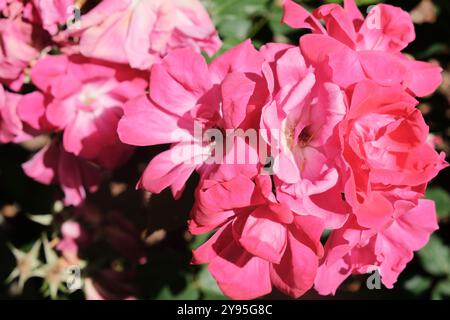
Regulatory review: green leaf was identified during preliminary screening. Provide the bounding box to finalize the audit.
[269,4,294,36]
[418,235,450,276]
[356,0,381,5]
[197,267,227,300]
[431,279,450,300]
[205,0,270,45]
[190,232,213,250]
[415,43,449,59]
[210,0,269,17]
[218,16,252,40]
[404,275,432,296]
[426,187,450,218]
[325,0,381,5]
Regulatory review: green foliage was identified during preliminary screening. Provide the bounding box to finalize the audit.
[324,0,381,5]
[197,267,228,300]
[202,0,271,52]
[426,187,450,218]
[407,235,450,300]
[431,279,450,300]
[419,235,450,276]
[404,275,432,296]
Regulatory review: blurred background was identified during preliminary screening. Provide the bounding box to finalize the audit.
[0,0,449,300]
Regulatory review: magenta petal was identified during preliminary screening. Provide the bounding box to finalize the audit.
[209,40,265,83]
[209,241,272,300]
[192,222,234,264]
[22,142,59,185]
[282,0,326,34]
[270,232,318,298]
[118,95,190,147]
[221,72,256,129]
[401,59,443,97]
[138,144,198,195]
[238,213,287,264]
[16,91,50,131]
[300,34,365,88]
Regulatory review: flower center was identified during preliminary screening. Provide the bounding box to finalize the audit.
[297,125,313,148]
[78,87,97,112]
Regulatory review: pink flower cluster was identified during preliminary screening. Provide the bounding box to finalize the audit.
[0,0,447,299]
[0,0,221,206]
[119,0,447,299]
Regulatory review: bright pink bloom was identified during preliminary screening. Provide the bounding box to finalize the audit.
[72,0,221,70]
[340,80,447,229]
[259,44,348,229]
[118,40,268,198]
[27,54,147,169]
[191,168,324,299]
[282,0,442,97]
[0,18,40,90]
[22,139,102,206]
[16,91,55,132]
[315,199,439,295]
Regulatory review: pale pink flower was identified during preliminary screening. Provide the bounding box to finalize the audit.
[0,0,25,19]
[1,0,75,35]
[72,0,221,70]
[27,54,147,169]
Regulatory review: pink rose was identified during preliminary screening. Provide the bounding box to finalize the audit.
[18,54,147,205]
[282,0,442,97]
[315,200,439,295]
[27,54,147,169]
[340,80,447,229]
[191,169,324,299]
[259,44,349,229]
[118,40,268,198]
[72,0,221,70]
